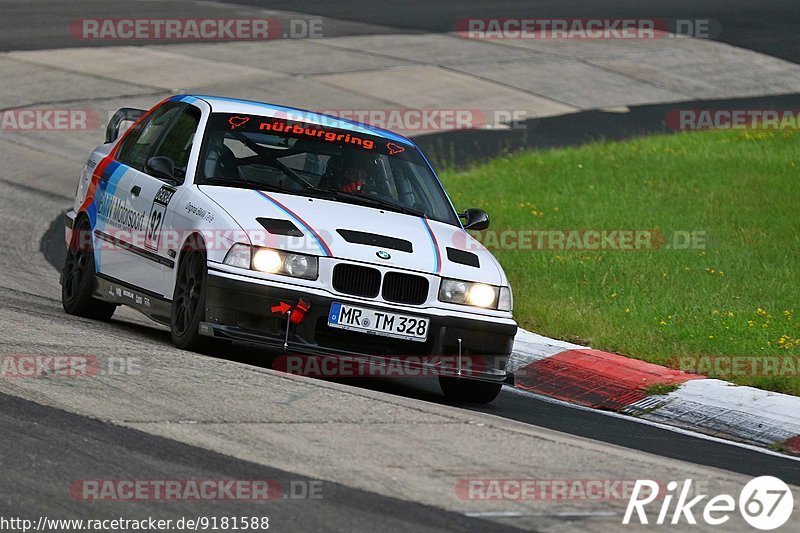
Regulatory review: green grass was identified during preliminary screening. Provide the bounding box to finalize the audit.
[439,129,800,395]
[644,383,681,396]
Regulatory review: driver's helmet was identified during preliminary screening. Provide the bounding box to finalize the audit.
[323,151,379,194]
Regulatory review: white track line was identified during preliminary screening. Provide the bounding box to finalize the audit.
[504,386,800,463]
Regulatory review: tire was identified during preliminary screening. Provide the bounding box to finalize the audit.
[170,245,208,351]
[439,377,503,404]
[61,218,117,321]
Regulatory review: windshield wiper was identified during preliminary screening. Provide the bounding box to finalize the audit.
[268,158,319,191]
[229,130,322,193]
[327,191,424,217]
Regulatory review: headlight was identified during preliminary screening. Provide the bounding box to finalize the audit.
[224,244,318,280]
[439,279,468,304]
[438,279,500,309]
[468,283,497,307]
[252,248,282,273]
[283,253,315,278]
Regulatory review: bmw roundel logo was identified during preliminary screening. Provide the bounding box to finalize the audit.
[376,250,391,260]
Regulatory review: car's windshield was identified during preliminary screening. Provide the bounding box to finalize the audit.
[196,112,459,225]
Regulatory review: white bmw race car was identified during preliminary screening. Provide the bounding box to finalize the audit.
[62,95,517,403]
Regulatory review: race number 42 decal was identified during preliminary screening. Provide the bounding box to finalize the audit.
[144,185,175,251]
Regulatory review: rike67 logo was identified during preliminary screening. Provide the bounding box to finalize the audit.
[624,476,794,529]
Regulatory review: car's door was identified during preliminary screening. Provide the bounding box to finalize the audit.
[92,103,177,288]
[118,103,202,297]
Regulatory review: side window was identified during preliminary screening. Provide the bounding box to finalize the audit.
[151,106,201,181]
[117,103,181,171]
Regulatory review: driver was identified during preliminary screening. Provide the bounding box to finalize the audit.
[323,151,379,194]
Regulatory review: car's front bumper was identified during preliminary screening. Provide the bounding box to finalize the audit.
[201,268,517,384]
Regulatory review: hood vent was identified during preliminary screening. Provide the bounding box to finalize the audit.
[337,229,412,253]
[257,217,304,237]
[446,247,480,268]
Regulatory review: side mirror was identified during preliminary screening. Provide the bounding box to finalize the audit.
[145,156,177,183]
[461,208,490,231]
[106,108,144,143]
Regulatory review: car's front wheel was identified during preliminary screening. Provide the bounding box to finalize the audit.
[171,245,208,351]
[61,218,117,320]
[439,377,503,404]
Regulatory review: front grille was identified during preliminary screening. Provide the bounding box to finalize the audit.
[332,264,381,298]
[382,272,429,305]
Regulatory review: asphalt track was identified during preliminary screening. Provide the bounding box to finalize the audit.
[416,92,800,168]
[231,0,800,64]
[0,0,401,52]
[0,392,521,532]
[2,0,798,64]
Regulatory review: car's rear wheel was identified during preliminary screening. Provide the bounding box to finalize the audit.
[171,244,208,351]
[439,377,503,404]
[61,218,117,320]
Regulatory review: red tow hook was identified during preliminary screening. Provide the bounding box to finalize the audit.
[290,298,311,324]
[275,298,311,351]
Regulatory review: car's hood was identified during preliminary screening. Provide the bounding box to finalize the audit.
[198,186,505,284]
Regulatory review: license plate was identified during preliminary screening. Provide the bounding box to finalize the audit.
[327,302,429,342]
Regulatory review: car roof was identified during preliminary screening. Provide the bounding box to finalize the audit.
[183,94,414,146]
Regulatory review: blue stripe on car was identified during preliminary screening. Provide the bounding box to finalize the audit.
[420,217,442,275]
[92,161,127,271]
